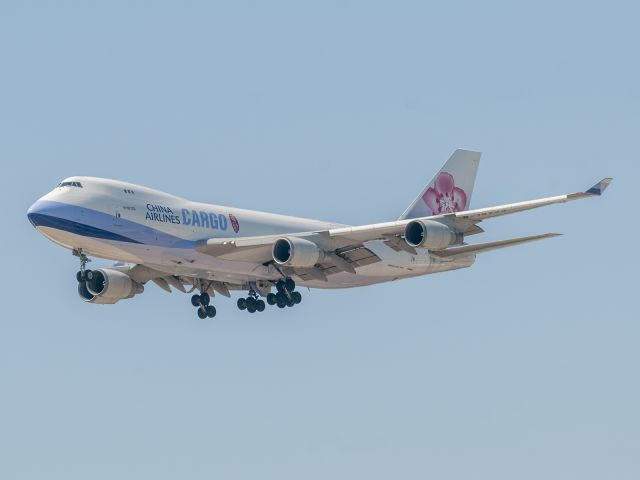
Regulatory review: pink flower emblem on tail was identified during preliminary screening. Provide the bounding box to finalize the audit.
[423,172,467,214]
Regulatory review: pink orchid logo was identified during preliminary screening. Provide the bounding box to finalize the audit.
[423,172,467,214]
[229,213,240,233]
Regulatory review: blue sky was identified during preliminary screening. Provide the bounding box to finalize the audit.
[0,2,638,479]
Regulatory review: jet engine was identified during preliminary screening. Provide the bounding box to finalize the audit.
[272,237,324,268]
[404,220,457,250]
[78,268,143,304]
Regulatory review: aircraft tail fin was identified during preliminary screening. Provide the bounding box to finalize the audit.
[399,149,481,220]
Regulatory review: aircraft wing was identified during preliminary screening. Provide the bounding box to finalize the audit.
[195,178,611,271]
[450,177,613,223]
[196,233,317,262]
[328,178,612,243]
[196,233,383,276]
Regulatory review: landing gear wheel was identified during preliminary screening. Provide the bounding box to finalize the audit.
[256,299,265,312]
[197,307,207,319]
[287,298,295,307]
[191,294,201,307]
[276,279,286,292]
[292,291,302,304]
[237,298,247,310]
[78,281,91,299]
[206,305,217,318]
[76,271,84,282]
[266,293,276,305]
[276,292,287,308]
[246,297,257,311]
[285,278,295,292]
[200,292,210,306]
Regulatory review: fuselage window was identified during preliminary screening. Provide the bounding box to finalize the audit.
[58,181,83,188]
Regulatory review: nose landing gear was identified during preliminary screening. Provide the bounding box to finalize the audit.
[74,249,96,296]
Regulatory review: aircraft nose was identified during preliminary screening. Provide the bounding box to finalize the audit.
[27,199,60,228]
[27,199,45,227]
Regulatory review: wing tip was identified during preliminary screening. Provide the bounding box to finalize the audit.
[586,177,613,196]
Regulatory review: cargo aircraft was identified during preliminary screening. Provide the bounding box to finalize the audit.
[27,149,612,318]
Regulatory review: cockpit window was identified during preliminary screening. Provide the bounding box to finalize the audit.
[57,181,83,188]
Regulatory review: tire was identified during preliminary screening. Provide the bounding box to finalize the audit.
[76,271,83,283]
[200,292,210,306]
[77,281,93,300]
[287,298,295,307]
[237,298,247,310]
[191,294,201,307]
[266,293,276,305]
[277,299,286,308]
[276,280,285,292]
[247,304,256,313]
[206,305,216,318]
[246,297,256,310]
[197,308,207,319]
[256,300,265,312]
[275,291,286,304]
[292,291,302,304]
[285,278,295,292]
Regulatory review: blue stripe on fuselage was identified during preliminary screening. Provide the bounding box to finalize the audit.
[27,200,196,248]
[28,212,144,244]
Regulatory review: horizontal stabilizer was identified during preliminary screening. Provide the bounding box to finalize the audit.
[431,233,561,258]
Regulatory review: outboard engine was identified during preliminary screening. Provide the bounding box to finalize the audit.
[404,220,458,250]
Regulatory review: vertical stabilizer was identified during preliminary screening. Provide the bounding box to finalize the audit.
[399,149,481,220]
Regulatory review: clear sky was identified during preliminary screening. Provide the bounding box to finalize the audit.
[0,1,638,479]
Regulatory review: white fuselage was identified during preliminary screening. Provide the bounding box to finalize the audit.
[27,177,475,288]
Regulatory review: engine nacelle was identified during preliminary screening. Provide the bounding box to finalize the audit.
[78,268,143,304]
[404,220,456,250]
[272,237,324,268]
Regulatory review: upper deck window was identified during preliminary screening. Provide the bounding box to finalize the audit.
[58,181,83,188]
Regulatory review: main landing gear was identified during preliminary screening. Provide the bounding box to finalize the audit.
[236,278,301,313]
[190,291,217,319]
[266,278,302,309]
[237,290,266,314]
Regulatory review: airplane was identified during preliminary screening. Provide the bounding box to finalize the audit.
[27,149,612,318]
